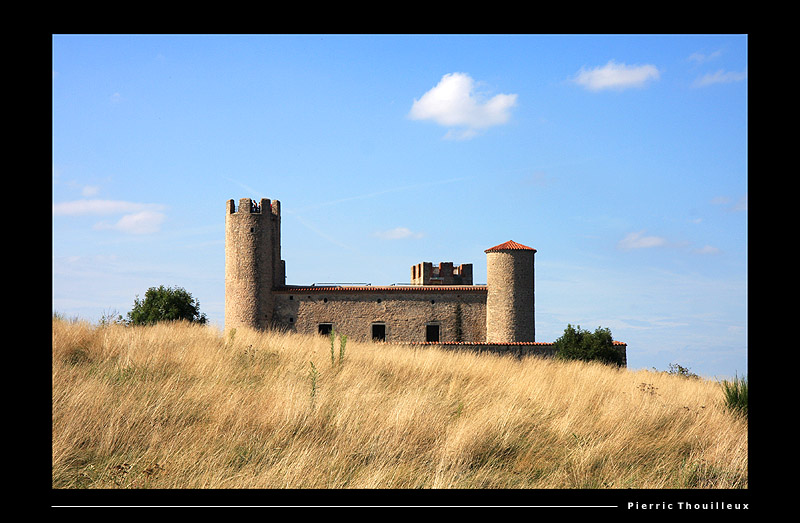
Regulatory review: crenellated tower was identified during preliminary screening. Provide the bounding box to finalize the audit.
[225,198,283,331]
[485,240,536,343]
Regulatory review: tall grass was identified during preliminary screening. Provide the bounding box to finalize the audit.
[720,374,748,418]
[52,318,747,489]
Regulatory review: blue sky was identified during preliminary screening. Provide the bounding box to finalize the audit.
[52,34,747,379]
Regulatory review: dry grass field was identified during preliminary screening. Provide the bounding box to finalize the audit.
[52,317,747,490]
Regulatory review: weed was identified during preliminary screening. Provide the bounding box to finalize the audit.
[339,334,347,366]
[720,374,747,418]
[329,329,347,367]
[637,383,659,396]
[309,361,319,407]
[330,330,337,367]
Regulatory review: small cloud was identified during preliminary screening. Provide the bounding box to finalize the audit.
[694,245,721,255]
[81,185,100,197]
[572,60,660,91]
[53,199,165,216]
[54,199,167,235]
[373,227,423,240]
[409,72,518,139]
[692,69,747,88]
[731,195,747,212]
[521,170,553,187]
[711,196,731,206]
[688,49,723,64]
[94,210,166,235]
[618,230,667,250]
[711,194,747,212]
[110,92,123,104]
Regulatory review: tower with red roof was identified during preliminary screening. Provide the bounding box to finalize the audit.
[485,240,536,343]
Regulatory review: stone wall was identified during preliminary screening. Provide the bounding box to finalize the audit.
[405,341,627,366]
[272,286,487,343]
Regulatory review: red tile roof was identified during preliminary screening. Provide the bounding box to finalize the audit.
[274,285,487,293]
[485,240,536,253]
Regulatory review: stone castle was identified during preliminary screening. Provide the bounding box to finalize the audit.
[225,197,626,363]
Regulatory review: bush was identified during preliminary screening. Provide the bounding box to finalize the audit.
[126,285,208,326]
[554,324,624,367]
[720,374,748,418]
[666,363,700,379]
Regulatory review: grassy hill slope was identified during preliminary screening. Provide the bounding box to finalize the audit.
[52,318,747,489]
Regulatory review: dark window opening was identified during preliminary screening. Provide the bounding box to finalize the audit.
[426,324,440,342]
[372,323,386,341]
[318,323,333,335]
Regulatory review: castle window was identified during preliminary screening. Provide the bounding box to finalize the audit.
[323,298,328,303]
[372,323,386,342]
[318,323,333,335]
[289,295,294,300]
[426,323,440,342]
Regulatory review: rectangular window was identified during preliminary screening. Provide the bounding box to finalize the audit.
[372,323,386,341]
[426,323,440,342]
[318,323,333,335]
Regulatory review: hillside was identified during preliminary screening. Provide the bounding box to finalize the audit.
[52,318,747,490]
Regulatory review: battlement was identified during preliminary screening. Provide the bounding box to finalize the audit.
[411,262,473,285]
[227,198,281,216]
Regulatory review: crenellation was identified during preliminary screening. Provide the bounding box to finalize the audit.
[410,261,472,285]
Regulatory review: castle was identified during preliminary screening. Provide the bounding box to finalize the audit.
[225,197,626,363]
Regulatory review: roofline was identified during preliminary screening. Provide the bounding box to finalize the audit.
[274,285,487,293]
[485,240,537,253]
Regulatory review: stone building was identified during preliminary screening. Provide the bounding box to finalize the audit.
[225,197,625,363]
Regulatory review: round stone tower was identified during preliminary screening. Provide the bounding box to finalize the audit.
[225,198,282,331]
[485,240,536,343]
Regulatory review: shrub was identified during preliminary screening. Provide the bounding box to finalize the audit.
[666,363,700,380]
[554,324,624,367]
[126,285,208,326]
[720,374,748,418]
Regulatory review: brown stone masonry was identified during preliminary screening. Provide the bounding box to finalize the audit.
[272,285,487,344]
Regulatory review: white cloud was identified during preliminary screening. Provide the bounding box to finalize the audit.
[53,199,165,216]
[692,69,747,88]
[694,245,721,255]
[373,227,423,240]
[81,185,100,197]
[94,210,166,235]
[618,231,667,250]
[54,199,167,235]
[572,60,660,91]
[711,194,747,212]
[409,72,517,139]
[731,195,747,212]
[688,49,723,64]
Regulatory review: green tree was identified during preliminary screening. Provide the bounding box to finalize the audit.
[126,285,208,326]
[554,324,624,366]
